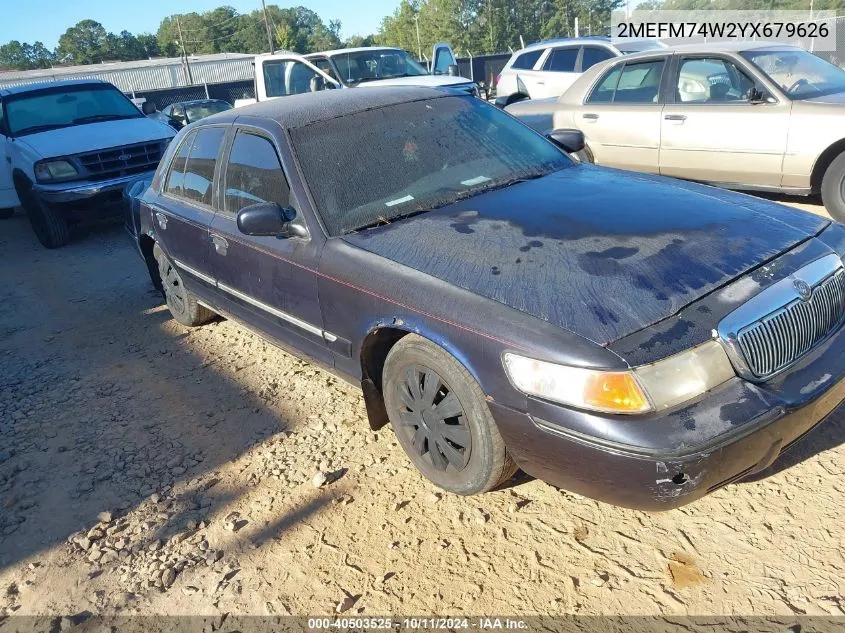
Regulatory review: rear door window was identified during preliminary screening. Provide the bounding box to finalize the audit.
[224,131,291,214]
[587,59,665,104]
[511,50,543,70]
[543,47,578,72]
[181,127,225,207]
[164,130,197,198]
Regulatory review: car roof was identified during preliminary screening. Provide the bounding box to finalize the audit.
[170,99,229,106]
[0,78,110,97]
[208,86,456,130]
[621,40,799,58]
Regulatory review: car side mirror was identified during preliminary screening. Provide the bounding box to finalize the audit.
[546,129,585,154]
[747,87,774,104]
[447,64,460,77]
[141,101,157,115]
[237,202,307,239]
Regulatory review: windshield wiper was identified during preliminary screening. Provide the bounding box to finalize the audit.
[352,208,432,233]
[72,113,138,124]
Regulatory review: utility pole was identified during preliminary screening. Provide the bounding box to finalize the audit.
[414,14,422,61]
[175,16,194,85]
[261,0,275,53]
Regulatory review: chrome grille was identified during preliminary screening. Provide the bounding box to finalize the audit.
[76,140,165,181]
[737,268,845,378]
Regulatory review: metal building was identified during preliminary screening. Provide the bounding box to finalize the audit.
[0,53,255,93]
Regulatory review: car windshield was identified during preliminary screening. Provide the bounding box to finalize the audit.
[329,49,429,85]
[5,84,141,136]
[185,101,232,122]
[291,95,573,236]
[741,48,845,99]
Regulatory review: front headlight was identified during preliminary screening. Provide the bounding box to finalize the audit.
[503,341,735,415]
[34,159,78,182]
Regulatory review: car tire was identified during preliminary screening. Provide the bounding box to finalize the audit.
[0,208,14,220]
[153,243,215,327]
[14,176,70,248]
[382,334,517,495]
[820,152,845,223]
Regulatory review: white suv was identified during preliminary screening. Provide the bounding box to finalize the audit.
[496,37,665,103]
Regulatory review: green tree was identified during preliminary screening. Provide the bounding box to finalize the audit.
[56,19,109,64]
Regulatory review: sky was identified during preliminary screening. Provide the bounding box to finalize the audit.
[0,0,401,48]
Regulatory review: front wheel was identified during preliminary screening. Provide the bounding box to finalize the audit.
[15,176,69,248]
[382,334,517,495]
[820,151,845,223]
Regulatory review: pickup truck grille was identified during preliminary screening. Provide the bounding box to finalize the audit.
[76,141,165,181]
[737,268,845,378]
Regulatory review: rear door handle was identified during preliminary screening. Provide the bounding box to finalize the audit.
[664,114,687,122]
[582,113,599,121]
[210,234,228,256]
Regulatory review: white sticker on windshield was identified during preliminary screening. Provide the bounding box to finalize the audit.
[461,176,492,186]
[385,195,414,207]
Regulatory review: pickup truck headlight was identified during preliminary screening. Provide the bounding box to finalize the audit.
[34,159,78,182]
[503,341,735,415]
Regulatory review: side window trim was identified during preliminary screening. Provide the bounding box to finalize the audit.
[222,125,294,217]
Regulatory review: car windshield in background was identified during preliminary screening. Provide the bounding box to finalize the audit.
[5,84,142,136]
[186,101,232,122]
[741,49,845,99]
[291,95,572,236]
[330,49,429,85]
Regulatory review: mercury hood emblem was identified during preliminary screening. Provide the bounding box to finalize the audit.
[793,278,812,302]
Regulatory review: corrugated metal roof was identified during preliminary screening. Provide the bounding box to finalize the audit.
[0,53,256,92]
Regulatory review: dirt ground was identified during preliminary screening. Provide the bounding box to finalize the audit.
[1,195,844,621]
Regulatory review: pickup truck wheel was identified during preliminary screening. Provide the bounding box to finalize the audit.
[382,334,517,495]
[0,208,14,219]
[820,152,845,223]
[15,176,69,248]
[153,243,215,327]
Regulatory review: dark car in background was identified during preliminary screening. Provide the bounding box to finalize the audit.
[148,99,233,130]
[129,87,845,510]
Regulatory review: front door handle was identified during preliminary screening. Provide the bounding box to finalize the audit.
[583,113,599,121]
[664,114,687,123]
[211,234,228,256]
[155,212,168,230]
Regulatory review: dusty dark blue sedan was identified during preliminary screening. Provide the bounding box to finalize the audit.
[128,87,845,510]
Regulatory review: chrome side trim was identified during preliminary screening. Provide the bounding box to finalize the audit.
[217,282,325,338]
[173,259,216,286]
[718,254,845,381]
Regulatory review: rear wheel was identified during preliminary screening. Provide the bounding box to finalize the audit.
[820,151,845,223]
[153,243,215,327]
[0,208,14,220]
[382,334,517,495]
[14,175,69,248]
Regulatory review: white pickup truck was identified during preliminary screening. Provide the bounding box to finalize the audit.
[235,45,478,108]
[0,79,175,248]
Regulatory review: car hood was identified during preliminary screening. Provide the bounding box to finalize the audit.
[343,166,828,347]
[17,117,175,159]
[353,75,472,88]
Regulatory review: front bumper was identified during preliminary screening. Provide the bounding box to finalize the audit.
[33,171,157,205]
[491,323,845,511]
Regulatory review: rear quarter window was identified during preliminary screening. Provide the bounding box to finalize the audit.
[511,50,543,70]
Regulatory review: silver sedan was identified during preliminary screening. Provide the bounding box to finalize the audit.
[506,41,845,222]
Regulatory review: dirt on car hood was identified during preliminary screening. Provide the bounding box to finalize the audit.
[343,165,829,347]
